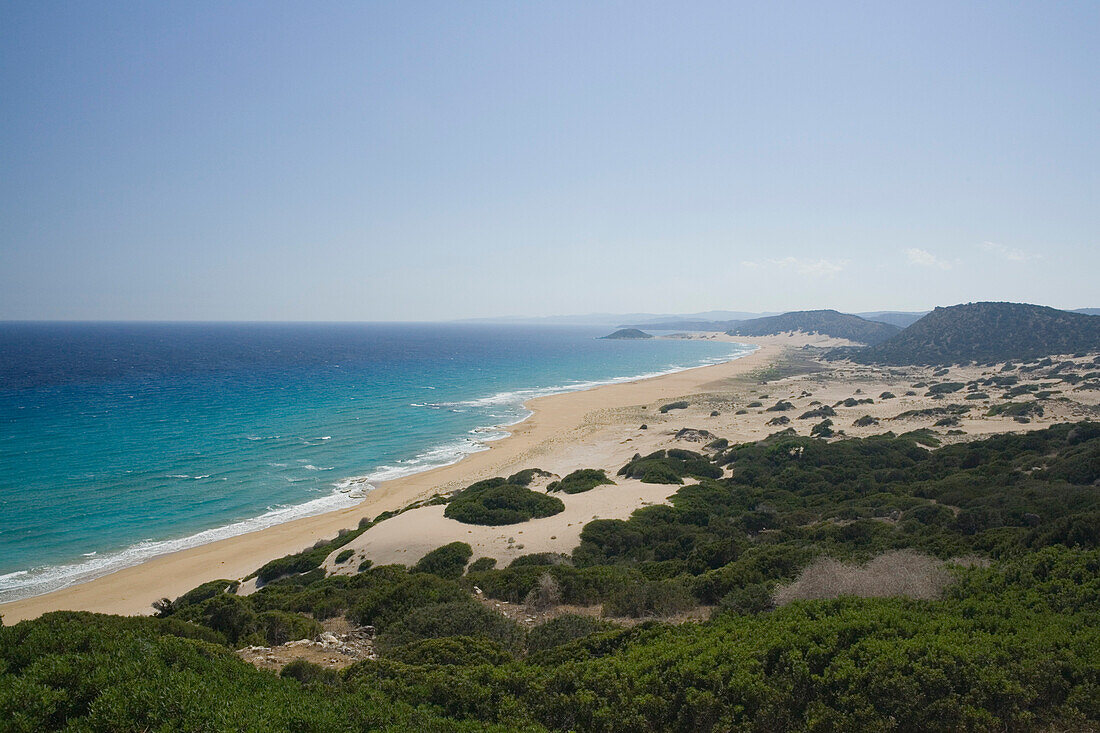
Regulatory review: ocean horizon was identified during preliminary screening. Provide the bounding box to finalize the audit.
[0,322,753,602]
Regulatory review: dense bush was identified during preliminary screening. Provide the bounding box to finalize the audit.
[385,635,514,666]
[603,579,695,617]
[798,405,835,419]
[374,601,525,654]
[547,468,613,494]
[506,467,552,486]
[987,401,1045,418]
[256,609,322,646]
[617,449,722,484]
[6,423,1100,731]
[348,573,470,630]
[526,614,616,653]
[467,557,497,573]
[659,401,690,413]
[280,659,339,685]
[0,612,501,731]
[412,542,473,580]
[444,478,564,525]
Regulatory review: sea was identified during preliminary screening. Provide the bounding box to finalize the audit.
[0,322,754,603]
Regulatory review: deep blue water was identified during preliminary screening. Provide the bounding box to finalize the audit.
[0,322,752,601]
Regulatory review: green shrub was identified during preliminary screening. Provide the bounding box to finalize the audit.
[467,557,497,573]
[176,593,258,645]
[526,615,616,653]
[506,468,552,486]
[412,542,473,580]
[987,401,1045,418]
[161,578,239,616]
[548,468,614,494]
[257,610,322,646]
[280,659,339,685]
[444,480,565,525]
[618,449,721,484]
[765,400,795,412]
[659,401,690,413]
[374,601,525,654]
[798,405,836,419]
[927,382,965,395]
[334,549,354,564]
[348,573,469,630]
[717,583,773,615]
[603,579,696,618]
[509,553,570,568]
[385,635,514,666]
[810,419,834,438]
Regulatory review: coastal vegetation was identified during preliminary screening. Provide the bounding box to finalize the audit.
[3,423,1100,730]
[658,400,690,413]
[546,469,613,494]
[617,448,723,484]
[444,478,565,525]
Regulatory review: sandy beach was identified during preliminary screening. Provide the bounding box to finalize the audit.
[4,332,1096,623]
[0,335,782,622]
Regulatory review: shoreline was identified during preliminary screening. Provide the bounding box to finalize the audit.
[0,335,782,623]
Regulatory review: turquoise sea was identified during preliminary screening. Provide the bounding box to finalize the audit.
[0,322,753,602]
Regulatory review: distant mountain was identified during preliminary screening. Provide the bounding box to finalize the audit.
[600,328,653,340]
[626,319,738,331]
[457,310,775,327]
[725,310,901,345]
[1073,308,1100,316]
[856,311,929,329]
[846,302,1100,365]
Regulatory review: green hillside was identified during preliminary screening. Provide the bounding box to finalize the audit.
[727,309,900,345]
[847,302,1100,365]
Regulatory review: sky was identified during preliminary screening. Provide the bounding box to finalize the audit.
[1,1,1097,321]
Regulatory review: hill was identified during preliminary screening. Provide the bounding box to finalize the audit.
[855,310,929,328]
[847,302,1100,365]
[726,310,900,345]
[600,328,653,340]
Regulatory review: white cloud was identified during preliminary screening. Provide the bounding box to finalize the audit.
[741,257,845,277]
[979,241,1038,262]
[905,248,952,270]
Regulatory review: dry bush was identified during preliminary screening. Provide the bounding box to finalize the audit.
[774,550,950,605]
[524,572,562,613]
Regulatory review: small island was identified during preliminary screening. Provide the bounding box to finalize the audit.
[600,328,653,340]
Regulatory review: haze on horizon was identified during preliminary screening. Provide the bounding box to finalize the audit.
[1,2,1097,322]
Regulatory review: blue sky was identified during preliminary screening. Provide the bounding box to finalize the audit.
[2,1,1097,320]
